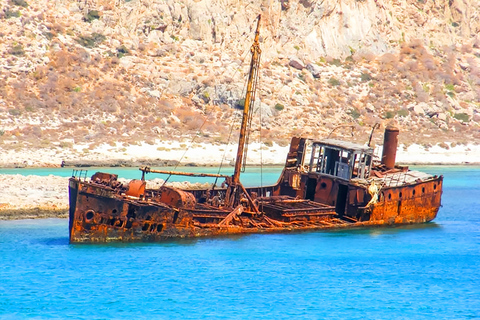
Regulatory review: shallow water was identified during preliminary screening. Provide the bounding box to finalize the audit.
[0,166,283,187]
[0,166,479,319]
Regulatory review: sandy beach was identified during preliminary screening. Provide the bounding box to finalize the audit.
[1,141,480,168]
[1,141,479,220]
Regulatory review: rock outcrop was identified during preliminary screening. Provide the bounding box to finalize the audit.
[0,0,479,162]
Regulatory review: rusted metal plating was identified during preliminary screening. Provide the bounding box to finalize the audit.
[381,126,399,170]
[68,15,443,243]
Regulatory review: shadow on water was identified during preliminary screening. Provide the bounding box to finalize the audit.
[61,223,443,248]
[41,237,70,246]
[321,222,441,237]
[68,237,204,249]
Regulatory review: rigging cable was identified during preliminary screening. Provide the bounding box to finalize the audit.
[161,17,259,187]
[161,117,208,186]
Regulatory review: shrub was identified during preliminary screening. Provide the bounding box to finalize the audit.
[453,113,469,122]
[397,109,409,117]
[117,45,129,58]
[59,141,73,148]
[235,98,245,110]
[9,44,24,56]
[12,0,28,7]
[330,59,341,66]
[264,140,273,147]
[25,105,35,112]
[5,9,20,18]
[43,32,54,40]
[84,10,100,23]
[360,72,372,82]
[385,111,395,119]
[8,109,21,116]
[445,83,455,91]
[348,108,361,119]
[328,77,340,86]
[274,103,284,111]
[75,33,106,48]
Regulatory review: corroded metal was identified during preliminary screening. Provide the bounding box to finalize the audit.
[68,17,443,243]
[233,14,262,186]
[381,126,399,169]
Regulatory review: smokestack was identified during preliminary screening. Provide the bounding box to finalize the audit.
[381,126,399,169]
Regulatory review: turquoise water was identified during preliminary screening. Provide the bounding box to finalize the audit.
[0,166,283,187]
[1,167,479,319]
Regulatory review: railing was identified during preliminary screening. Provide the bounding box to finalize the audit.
[72,169,88,181]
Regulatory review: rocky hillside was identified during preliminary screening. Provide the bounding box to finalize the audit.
[0,0,479,163]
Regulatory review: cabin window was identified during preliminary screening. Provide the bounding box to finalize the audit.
[309,143,373,180]
[310,145,352,179]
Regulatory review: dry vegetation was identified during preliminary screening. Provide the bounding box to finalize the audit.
[0,0,479,161]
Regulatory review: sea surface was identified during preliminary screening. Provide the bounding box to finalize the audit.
[0,166,283,187]
[0,166,479,319]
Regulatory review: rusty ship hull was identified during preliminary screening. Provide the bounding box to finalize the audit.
[68,176,350,243]
[67,15,442,243]
[68,139,443,243]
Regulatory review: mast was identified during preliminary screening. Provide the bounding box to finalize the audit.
[232,14,262,185]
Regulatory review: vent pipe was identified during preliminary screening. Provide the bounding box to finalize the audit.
[381,126,399,169]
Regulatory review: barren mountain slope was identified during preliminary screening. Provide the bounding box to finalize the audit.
[0,0,479,166]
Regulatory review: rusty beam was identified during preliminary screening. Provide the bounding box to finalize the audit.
[140,167,230,179]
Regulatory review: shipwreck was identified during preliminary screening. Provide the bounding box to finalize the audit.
[68,16,443,243]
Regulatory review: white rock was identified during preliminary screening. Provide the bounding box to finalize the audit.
[437,112,447,121]
[413,105,425,115]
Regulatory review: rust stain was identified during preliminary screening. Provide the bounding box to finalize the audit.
[67,15,443,243]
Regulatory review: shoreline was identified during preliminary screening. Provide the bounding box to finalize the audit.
[0,208,69,221]
[1,162,480,170]
[1,141,480,168]
[1,141,479,222]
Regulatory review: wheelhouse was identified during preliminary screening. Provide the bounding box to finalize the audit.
[307,139,374,180]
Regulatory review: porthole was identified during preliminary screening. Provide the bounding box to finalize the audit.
[413,189,416,196]
[434,184,437,190]
[422,187,425,194]
[388,193,392,200]
[320,182,327,189]
[112,209,117,214]
[399,192,403,198]
[85,210,95,221]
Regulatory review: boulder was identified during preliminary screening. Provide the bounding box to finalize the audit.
[306,63,322,78]
[289,57,305,70]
